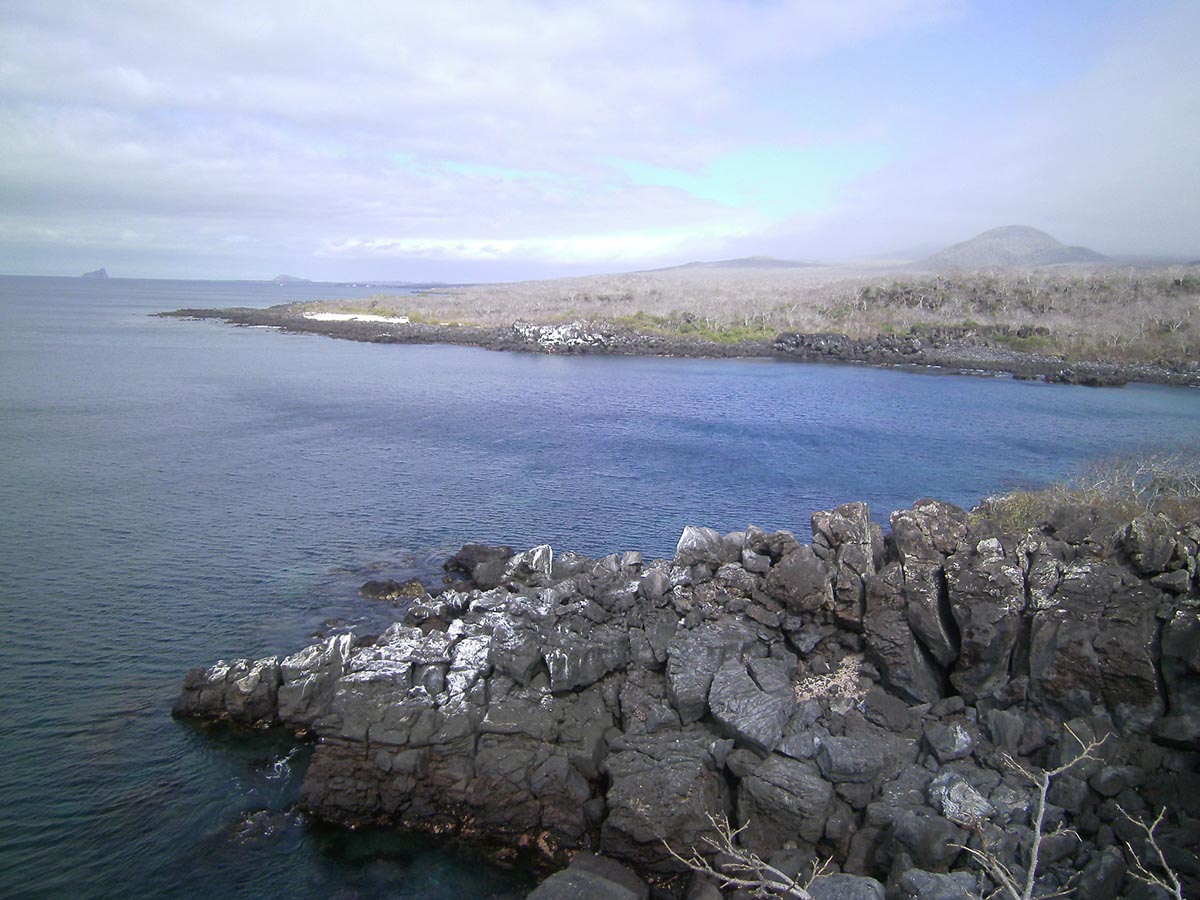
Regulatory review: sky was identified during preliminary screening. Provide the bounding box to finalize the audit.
[0,0,1197,282]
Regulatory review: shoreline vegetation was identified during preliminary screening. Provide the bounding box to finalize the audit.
[160,264,1200,387]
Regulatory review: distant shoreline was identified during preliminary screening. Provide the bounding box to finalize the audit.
[158,304,1200,388]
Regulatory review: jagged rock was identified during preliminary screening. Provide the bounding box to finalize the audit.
[863,563,944,704]
[924,722,975,763]
[901,558,958,667]
[277,633,355,725]
[665,617,761,724]
[1076,846,1126,900]
[1126,514,1179,575]
[507,544,554,580]
[1045,504,1125,554]
[601,730,729,874]
[890,500,969,562]
[1153,568,1193,593]
[488,618,544,685]
[175,656,281,724]
[1028,561,1164,731]
[812,502,883,630]
[737,753,834,849]
[816,736,887,784]
[1161,609,1200,720]
[945,539,1026,703]
[927,771,994,823]
[891,809,967,870]
[444,543,514,584]
[543,622,629,692]
[675,526,727,567]
[708,658,794,752]
[862,686,912,733]
[766,546,832,614]
[175,507,1200,897]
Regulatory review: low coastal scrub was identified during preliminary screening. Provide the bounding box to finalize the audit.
[975,447,1200,532]
[306,265,1200,368]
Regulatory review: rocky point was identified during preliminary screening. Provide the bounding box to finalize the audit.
[175,499,1200,898]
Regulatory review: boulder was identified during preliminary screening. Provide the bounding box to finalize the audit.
[675,526,727,567]
[808,873,886,900]
[601,731,729,873]
[665,617,762,724]
[1028,561,1164,731]
[528,853,649,900]
[945,539,1026,703]
[766,547,832,614]
[863,563,944,704]
[708,658,794,752]
[736,753,834,849]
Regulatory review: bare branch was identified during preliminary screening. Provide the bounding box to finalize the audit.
[951,727,1107,900]
[660,812,819,899]
[1118,806,1185,900]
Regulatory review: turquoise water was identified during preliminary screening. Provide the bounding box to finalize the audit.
[1,275,1198,899]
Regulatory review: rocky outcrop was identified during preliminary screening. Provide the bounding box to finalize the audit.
[175,499,1200,898]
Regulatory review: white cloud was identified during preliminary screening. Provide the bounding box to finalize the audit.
[8,1,1195,276]
[322,228,748,264]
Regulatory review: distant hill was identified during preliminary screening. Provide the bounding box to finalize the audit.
[272,274,312,284]
[81,267,109,279]
[923,226,1106,269]
[651,256,817,272]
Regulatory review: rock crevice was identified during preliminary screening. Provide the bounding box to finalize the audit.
[175,499,1200,898]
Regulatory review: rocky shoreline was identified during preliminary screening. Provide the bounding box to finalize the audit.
[176,499,1200,899]
[158,306,1200,387]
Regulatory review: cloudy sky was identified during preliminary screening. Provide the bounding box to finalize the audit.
[1,0,1196,281]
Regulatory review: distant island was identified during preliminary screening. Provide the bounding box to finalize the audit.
[81,267,109,279]
[272,274,312,284]
[159,225,1200,388]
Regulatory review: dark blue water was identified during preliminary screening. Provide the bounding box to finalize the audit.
[2,274,1198,899]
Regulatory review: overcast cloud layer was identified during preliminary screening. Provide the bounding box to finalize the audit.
[1,0,1196,281]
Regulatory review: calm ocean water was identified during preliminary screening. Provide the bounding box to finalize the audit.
[2,274,1198,899]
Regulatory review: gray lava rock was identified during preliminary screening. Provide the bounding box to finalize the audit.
[816,736,887,784]
[945,539,1026,703]
[527,852,649,900]
[675,526,727,567]
[767,546,832,614]
[808,873,886,900]
[1028,561,1164,731]
[665,617,761,724]
[927,771,994,824]
[925,722,975,763]
[1125,514,1179,575]
[708,659,794,752]
[601,731,729,874]
[892,810,967,871]
[895,868,980,900]
[737,753,834,849]
[863,563,944,704]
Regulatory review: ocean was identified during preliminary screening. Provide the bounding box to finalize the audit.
[2,274,1198,899]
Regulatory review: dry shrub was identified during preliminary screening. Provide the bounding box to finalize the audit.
[975,447,1200,532]
[304,264,1200,366]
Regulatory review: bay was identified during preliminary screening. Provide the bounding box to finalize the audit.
[1,274,1197,899]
